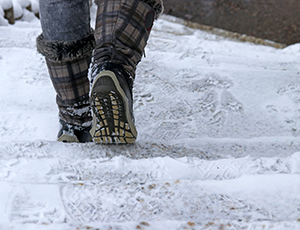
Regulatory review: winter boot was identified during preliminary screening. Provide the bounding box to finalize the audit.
[37,33,95,143]
[90,0,163,144]
[37,0,95,143]
[57,120,92,143]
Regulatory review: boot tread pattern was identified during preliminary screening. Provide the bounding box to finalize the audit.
[91,91,136,144]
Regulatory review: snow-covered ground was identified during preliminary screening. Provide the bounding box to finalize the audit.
[1,3,300,229]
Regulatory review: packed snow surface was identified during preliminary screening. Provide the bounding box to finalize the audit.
[1,8,300,230]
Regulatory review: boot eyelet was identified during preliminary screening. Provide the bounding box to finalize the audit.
[145,10,155,31]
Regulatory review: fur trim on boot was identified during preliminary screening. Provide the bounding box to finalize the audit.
[36,31,95,63]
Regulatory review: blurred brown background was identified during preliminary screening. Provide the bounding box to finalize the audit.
[163,0,300,45]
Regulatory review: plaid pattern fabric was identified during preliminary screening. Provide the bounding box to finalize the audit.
[46,57,92,127]
[92,0,158,80]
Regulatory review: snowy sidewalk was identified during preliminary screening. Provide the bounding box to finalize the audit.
[1,7,300,230]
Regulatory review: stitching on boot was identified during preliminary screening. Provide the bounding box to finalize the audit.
[36,31,96,63]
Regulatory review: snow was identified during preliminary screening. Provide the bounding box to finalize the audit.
[0,0,11,26]
[12,0,23,19]
[0,0,13,10]
[29,0,38,14]
[1,6,300,229]
[0,0,38,25]
[13,0,30,8]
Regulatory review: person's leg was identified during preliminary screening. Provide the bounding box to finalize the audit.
[36,0,95,143]
[90,0,163,144]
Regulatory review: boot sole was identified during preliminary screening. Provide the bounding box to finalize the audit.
[90,70,137,144]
